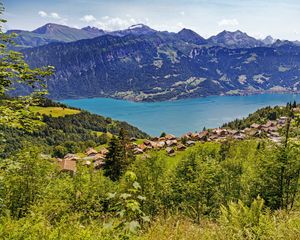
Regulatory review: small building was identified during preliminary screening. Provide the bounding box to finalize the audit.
[99,148,109,156]
[166,139,177,147]
[177,143,186,151]
[58,159,77,174]
[166,147,175,155]
[133,148,144,155]
[165,134,177,140]
[250,123,261,129]
[186,140,195,146]
[85,148,98,156]
[64,153,80,162]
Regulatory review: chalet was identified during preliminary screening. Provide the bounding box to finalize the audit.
[165,134,176,140]
[64,154,80,162]
[85,148,98,156]
[250,123,261,129]
[130,137,137,142]
[157,141,166,148]
[186,140,195,146]
[166,139,177,147]
[99,148,109,156]
[278,116,288,125]
[213,128,227,136]
[198,130,209,140]
[133,148,144,155]
[177,143,186,151]
[138,144,147,151]
[58,159,77,173]
[166,147,175,155]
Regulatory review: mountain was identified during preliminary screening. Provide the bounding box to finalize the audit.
[262,35,276,45]
[208,30,264,48]
[81,26,106,35]
[19,32,300,102]
[7,23,105,49]
[109,24,157,37]
[177,28,207,45]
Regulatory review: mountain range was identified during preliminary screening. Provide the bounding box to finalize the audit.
[8,23,300,101]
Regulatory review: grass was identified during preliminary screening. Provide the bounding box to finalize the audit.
[30,106,80,117]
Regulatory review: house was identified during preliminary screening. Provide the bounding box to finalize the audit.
[198,130,209,140]
[63,154,80,162]
[165,134,177,140]
[166,139,177,147]
[166,147,175,155]
[130,137,137,142]
[99,148,109,156]
[157,141,166,148]
[138,144,147,151]
[85,148,98,156]
[186,140,195,146]
[250,123,261,129]
[177,143,186,151]
[58,159,77,173]
[133,148,144,155]
[278,116,288,125]
[213,128,227,136]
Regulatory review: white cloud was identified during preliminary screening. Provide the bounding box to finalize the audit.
[80,15,96,23]
[218,18,239,27]
[38,11,48,17]
[96,16,138,31]
[180,11,185,16]
[50,12,61,19]
[37,11,67,24]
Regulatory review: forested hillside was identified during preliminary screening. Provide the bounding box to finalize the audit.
[1,98,148,158]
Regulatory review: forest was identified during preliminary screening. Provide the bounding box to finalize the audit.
[1,3,300,240]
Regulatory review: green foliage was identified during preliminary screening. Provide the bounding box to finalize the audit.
[104,129,136,181]
[223,105,292,130]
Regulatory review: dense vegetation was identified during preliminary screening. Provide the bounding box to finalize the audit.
[1,138,300,239]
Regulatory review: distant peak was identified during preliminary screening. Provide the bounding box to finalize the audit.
[128,24,150,30]
[32,23,68,34]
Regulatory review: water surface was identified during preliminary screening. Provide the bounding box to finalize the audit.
[61,93,300,136]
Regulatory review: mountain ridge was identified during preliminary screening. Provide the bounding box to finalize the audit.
[17,30,300,102]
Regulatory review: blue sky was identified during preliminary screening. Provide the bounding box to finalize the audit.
[3,0,300,40]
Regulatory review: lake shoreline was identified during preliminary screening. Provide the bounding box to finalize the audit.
[61,93,300,136]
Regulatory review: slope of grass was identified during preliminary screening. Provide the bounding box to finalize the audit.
[29,106,80,117]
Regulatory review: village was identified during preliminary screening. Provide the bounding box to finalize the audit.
[57,116,289,173]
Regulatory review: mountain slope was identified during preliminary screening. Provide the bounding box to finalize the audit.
[20,32,300,101]
[208,30,264,48]
[7,23,105,49]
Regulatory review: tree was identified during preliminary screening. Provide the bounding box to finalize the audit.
[104,136,127,181]
[104,129,135,181]
[0,4,53,131]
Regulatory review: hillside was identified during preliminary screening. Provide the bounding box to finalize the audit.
[0,99,148,158]
[18,32,300,101]
[2,103,300,239]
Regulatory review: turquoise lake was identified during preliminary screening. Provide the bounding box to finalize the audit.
[61,93,300,136]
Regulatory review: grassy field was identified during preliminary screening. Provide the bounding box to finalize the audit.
[30,106,80,117]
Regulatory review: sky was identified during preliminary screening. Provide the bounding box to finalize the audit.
[3,0,300,40]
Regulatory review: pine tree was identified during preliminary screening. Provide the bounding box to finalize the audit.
[104,136,126,181]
